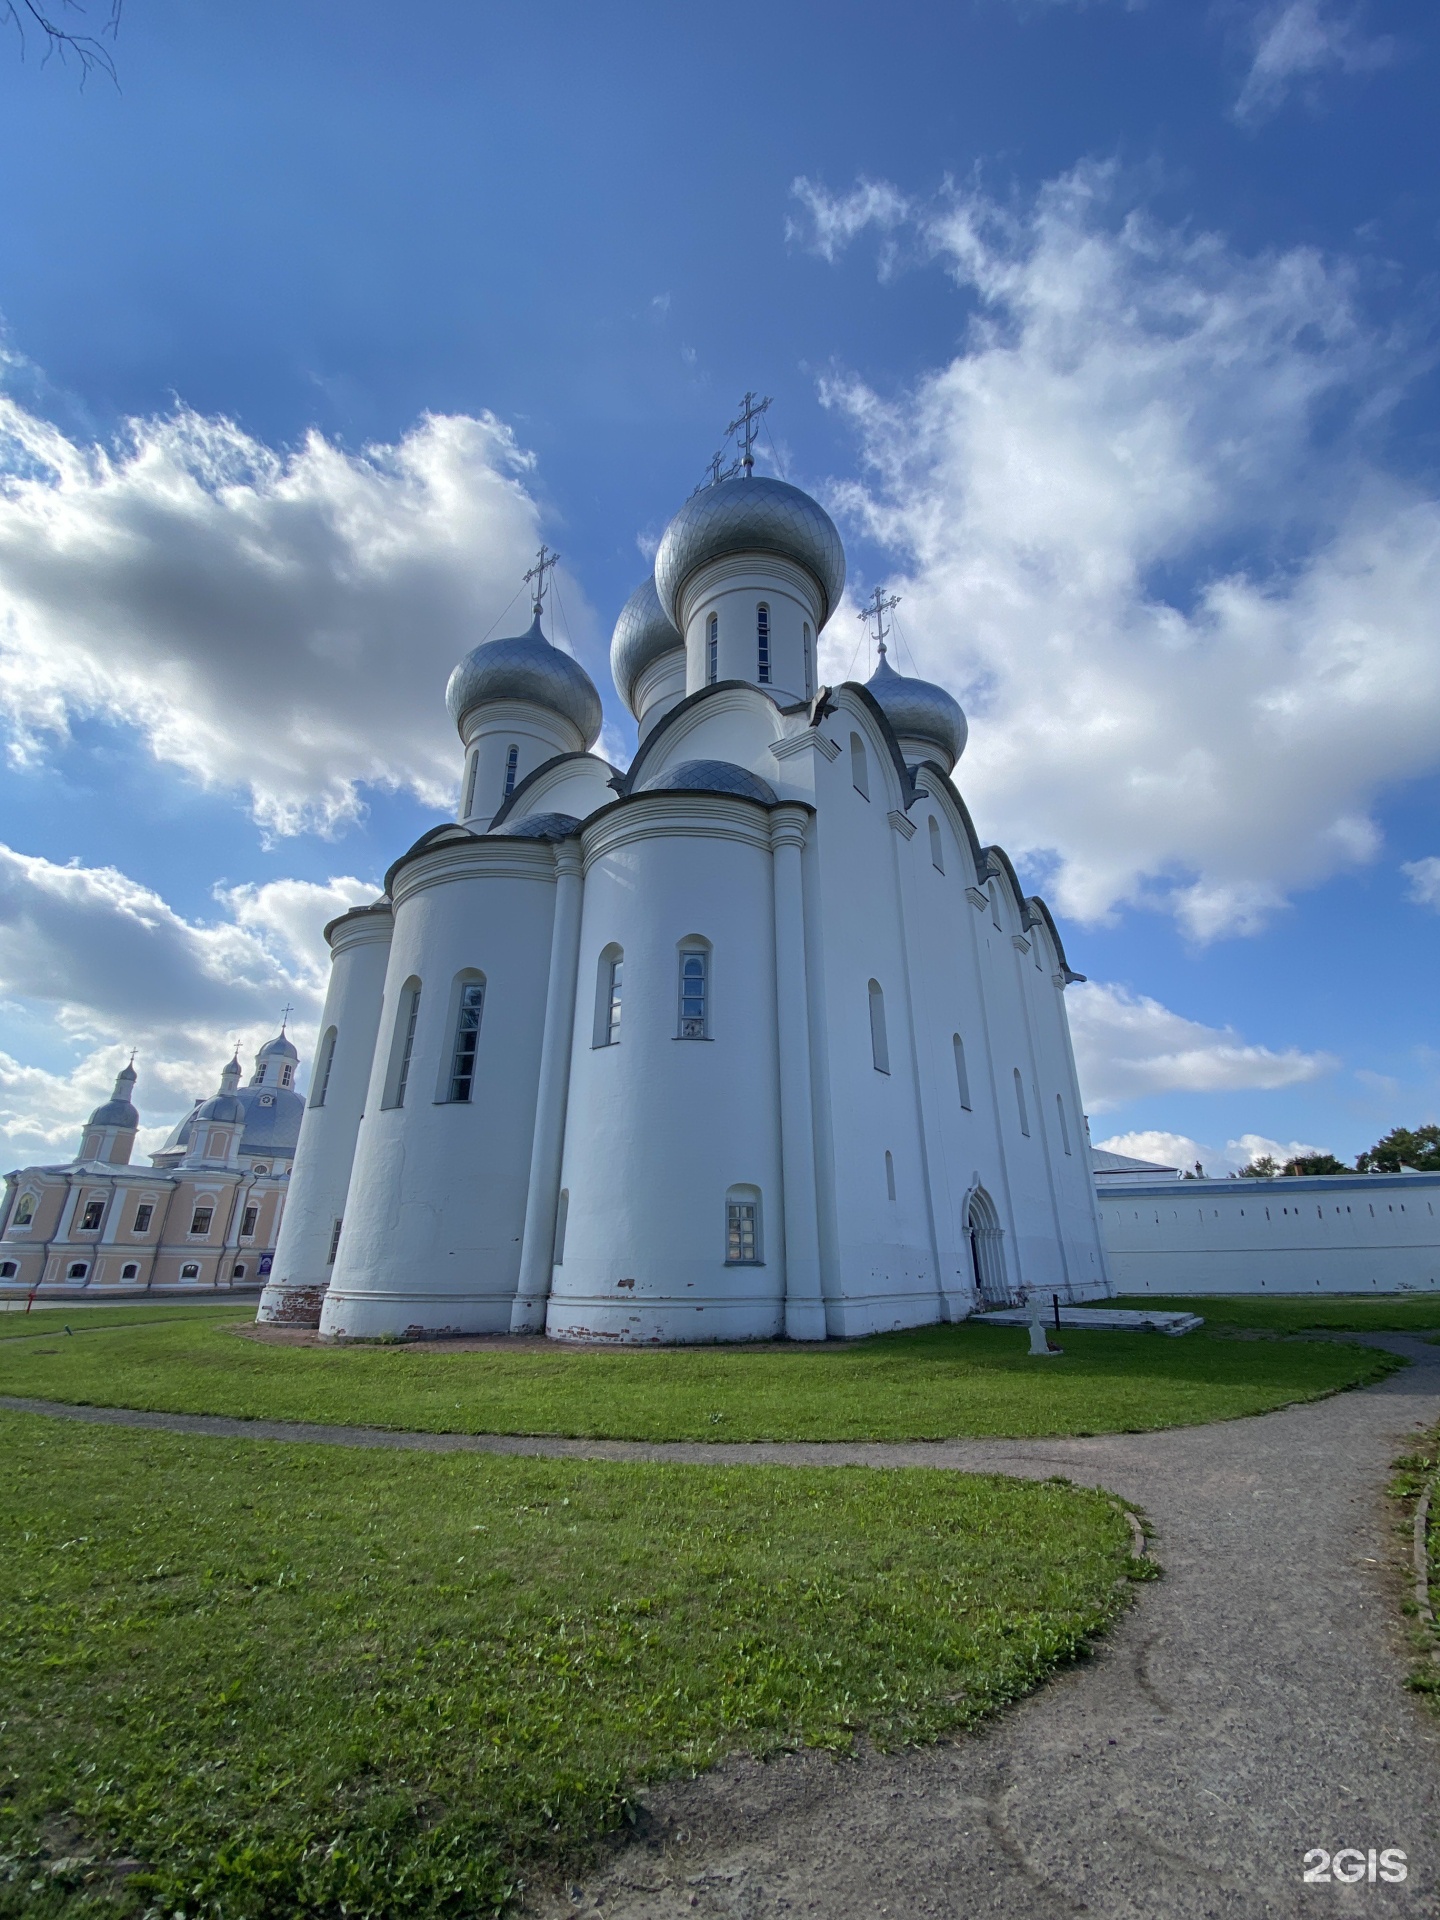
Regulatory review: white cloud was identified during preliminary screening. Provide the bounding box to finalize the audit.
[812,162,1440,938]
[787,177,912,269]
[0,400,597,836]
[1069,979,1333,1111]
[1234,3,1393,123]
[0,844,375,1164]
[1402,857,1440,910]
[1094,1127,1327,1174]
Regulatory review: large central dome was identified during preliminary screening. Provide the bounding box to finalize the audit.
[654,476,846,628]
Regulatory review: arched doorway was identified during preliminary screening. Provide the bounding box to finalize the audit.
[966,1186,1010,1307]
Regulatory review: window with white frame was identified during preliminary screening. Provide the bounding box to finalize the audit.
[0,1261,17,1278]
[678,940,710,1038]
[241,1205,259,1238]
[67,1261,88,1280]
[850,732,869,799]
[953,1034,971,1111]
[121,1261,139,1281]
[756,603,770,683]
[504,744,519,798]
[180,1262,200,1280]
[232,1262,246,1280]
[1014,1069,1030,1137]
[80,1199,104,1231]
[310,1026,337,1108]
[725,1185,762,1264]
[383,979,423,1108]
[929,816,944,872]
[190,1205,214,1235]
[707,614,718,684]
[132,1202,153,1232]
[12,1193,35,1227]
[595,946,623,1046]
[446,975,486,1101]
[868,979,890,1074]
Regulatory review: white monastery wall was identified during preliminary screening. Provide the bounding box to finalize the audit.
[1099,1174,1440,1293]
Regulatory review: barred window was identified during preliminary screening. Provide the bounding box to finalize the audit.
[190,1205,214,1235]
[504,744,519,798]
[447,980,486,1101]
[678,942,710,1038]
[707,614,719,685]
[328,1217,343,1265]
[133,1202,153,1232]
[384,980,423,1108]
[756,603,770,683]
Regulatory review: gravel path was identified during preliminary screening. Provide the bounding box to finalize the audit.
[5,1332,1440,1916]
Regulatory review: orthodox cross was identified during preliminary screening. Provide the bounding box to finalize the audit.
[858,585,901,658]
[725,391,772,475]
[524,543,559,615]
[690,449,738,498]
[278,1002,294,1033]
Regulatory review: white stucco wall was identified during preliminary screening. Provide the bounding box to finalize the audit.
[1098,1173,1440,1293]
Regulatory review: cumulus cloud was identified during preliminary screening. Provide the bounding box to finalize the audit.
[0,844,375,1165]
[0,400,597,835]
[808,162,1440,937]
[1069,979,1333,1111]
[1234,2,1393,123]
[1094,1127,1327,1174]
[1402,858,1440,910]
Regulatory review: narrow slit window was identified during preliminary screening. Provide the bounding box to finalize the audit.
[850,732,869,799]
[678,944,709,1038]
[1014,1069,1030,1137]
[803,622,813,699]
[503,744,519,799]
[241,1205,259,1237]
[448,980,486,1101]
[553,1189,569,1266]
[885,1150,896,1201]
[328,1217,343,1265]
[953,1035,971,1111]
[868,979,890,1074]
[462,753,479,819]
[311,1026,337,1108]
[707,614,719,685]
[596,949,623,1046]
[756,602,770,682]
[929,816,944,872]
[989,881,1002,929]
[1056,1095,1072,1155]
[385,981,422,1109]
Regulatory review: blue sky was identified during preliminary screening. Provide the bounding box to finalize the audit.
[0,0,1437,1172]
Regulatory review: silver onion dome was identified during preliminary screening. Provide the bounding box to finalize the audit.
[87,1062,139,1131]
[446,612,603,747]
[610,574,683,716]
[255,1031,298,1064]
[865,649,968,772]
[636,759,779,805]
[196,1092,245,1126]
[654,476,846,628]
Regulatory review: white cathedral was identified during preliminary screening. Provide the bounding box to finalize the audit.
[258,414,1109,1342]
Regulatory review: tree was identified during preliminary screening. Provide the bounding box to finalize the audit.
[1280,1153,1351,1177]
[1237,1154,1278,1179]
[1356,1125,1440,1174]
[1,1,121,84]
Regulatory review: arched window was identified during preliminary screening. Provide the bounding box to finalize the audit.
[67,1261,89,1280]
[445,972,486,1102]
[179,1262,200,1281]
[707,614,719,685]
[310,1026,337,1108]
[725,1184,762,1264]
[121,1261,140,1281]
[13,1193,35,1227]
[552,1189,569,1266]
[0,1261,17,1278]
[1014,1068,1030,1137]
[1056,1094,1072,1155]
[678,938,710,1038]
[885,1150,896,1201]
[80,1199,104,1231]
[868,979,890,1074]
[383,978,422,1108]
[953,1035,971,1111]
[231,1262,246,1280]
[929,816,944,872]
[803,622,813,699]
[850,732,869,799]
[756,602,770,683]
[594,945,623,1046]
[462,752,479,820]
[503,744,519,798]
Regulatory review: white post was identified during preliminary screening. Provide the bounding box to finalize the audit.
[770,806,826,1341]
[512,842,585,1333]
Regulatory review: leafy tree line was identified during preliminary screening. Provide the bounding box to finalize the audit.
[1233,1125,1440,1179]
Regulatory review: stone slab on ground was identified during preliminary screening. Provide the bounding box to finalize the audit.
[975,1304,1206,1336]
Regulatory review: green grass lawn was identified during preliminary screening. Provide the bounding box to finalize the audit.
[0,1414,1141,1919]
[0,1302,245,1339]
[0,1312,1399,1441]
[1390,1420,1439,1701]
[1114,1293,1440,1333]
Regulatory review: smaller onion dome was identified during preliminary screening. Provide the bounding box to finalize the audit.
[257,1031,298,1063]
[490,811,582,841]
[637,758,778,805]
[196,1091,245,1126]
[610,575,683,717]
[654,476,846,628]
[446,612,603,747]
[87,1062,140,1131]
[865,646,968,772]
